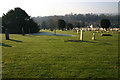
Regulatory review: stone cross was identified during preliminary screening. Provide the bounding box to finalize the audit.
[77,29,79,34]
[80,30,83,41]
[92,32,95,40]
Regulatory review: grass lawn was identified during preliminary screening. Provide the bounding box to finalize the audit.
[1,30,119,78]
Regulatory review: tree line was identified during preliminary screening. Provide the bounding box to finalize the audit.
[0,7,119,34]
[33,13,119,30]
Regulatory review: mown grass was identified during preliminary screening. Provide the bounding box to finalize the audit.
[1,30,119,78]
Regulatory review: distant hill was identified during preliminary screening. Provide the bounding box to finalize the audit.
[33,13,119,28]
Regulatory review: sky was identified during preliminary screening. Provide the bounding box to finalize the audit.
[0,0,119,17]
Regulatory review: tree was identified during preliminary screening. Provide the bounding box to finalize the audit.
[41,21,47,29]
[74,22,81,28]
[81,21,85,27]
[67,23,73,30]
[58,19,66,30]
[100,19,111,31]
[2,7,40,34]
[47,19,55,31]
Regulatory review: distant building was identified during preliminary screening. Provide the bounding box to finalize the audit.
[90,25,93,28]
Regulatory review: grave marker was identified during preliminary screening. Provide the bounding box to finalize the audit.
[80,30,83,41]
[92,32,95,40]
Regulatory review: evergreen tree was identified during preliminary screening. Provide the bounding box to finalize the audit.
[58,19,66,30]
[100,19,111,31]
[67,23,73,30]
[2,7,40,34]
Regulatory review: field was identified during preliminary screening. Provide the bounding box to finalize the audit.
[1,30,119,79]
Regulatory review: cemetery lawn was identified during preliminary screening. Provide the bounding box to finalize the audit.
[1,30,119,78]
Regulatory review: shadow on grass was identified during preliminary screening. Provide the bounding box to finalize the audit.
[94,40,111,45]
[0,43,12,47]
[103,43,111,45]
[64,40,111,45]
[9,39,22,42]
[64,40,97,43]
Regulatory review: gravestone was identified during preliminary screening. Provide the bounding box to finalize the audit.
[77,30,79,34]
[80,30,83,41]
[107,31,110,33]
[92,32,95,40]
[75,27,79,34]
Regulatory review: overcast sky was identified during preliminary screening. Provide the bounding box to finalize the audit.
[0,0,119,17]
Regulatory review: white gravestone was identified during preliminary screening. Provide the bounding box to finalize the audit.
[92,32,95,40]
[80,30,83,41]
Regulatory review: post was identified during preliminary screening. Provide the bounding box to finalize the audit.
[54,26,56,35]
[22,27,25,36]
[5,29,9,40]
[80,29,83,41]
[92,32,95,40]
